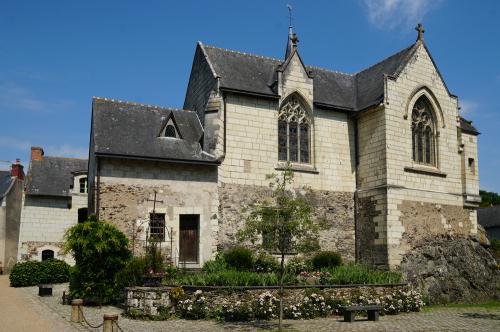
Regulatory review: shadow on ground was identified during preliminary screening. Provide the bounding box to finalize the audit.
[461,312,500,320]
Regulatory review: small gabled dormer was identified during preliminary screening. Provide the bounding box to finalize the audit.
[159,114,182,139]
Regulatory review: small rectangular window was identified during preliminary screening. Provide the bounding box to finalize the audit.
[468,158,475,175]
[149,213,165,241]
[79,178,87,193]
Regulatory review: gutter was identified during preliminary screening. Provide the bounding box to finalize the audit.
[94,153,221,166]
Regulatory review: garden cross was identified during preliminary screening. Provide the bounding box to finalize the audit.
[147,190,164,214]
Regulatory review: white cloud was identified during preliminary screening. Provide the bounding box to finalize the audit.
[459,99,479,116]
[0,136,88,159]
[362,0,443,30]
[0,83,73,112]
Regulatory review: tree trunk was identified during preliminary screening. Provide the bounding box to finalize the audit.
[279,251,285,331]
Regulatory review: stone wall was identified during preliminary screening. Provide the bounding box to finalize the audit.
[97,158,219,266]
[126,284,408,317]
[18,193,86,264]
[218,182,355,262]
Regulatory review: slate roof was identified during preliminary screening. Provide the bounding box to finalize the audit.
[478,206,500,228]
[459,117,480,135]
[201,42,477,134]
[92,98,218,164]
[0,171,13,204]
[25,157,87,197]
[202,42,419,111]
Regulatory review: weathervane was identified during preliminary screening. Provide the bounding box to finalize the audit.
[287,4,293,27]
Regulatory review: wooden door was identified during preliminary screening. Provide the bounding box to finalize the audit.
[179,214,199,263]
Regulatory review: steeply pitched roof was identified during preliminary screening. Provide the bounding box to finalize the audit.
[459,117,480,135]
[478,206,500,228]
[200,42,420,111]
[355,43,418,110]
[92,98,218,164]
[0,171,14,204]
[25,157,87,197]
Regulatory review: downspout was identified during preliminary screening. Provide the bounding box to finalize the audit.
[223,94,227,155]
[96,156,101,220]
[353,116,360,263]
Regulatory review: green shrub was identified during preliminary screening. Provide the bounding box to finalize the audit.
[223,247,254,271]
[311,251,342,269]
[254,252,280,273]
[115,257,147,288]
[144,240,163,273]
[286,256,313,275]
[64,219,131,304]
[324,264,402,285]
[175,270,297,286]
[202,253,227,273]
[9,259,70,287]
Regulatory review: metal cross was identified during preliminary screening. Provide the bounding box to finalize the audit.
[147,190,164,214]
[415,23,425,41]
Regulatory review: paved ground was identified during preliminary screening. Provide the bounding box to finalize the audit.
[2,279,499,331]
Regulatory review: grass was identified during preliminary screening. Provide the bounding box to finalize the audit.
[423,300,500,311]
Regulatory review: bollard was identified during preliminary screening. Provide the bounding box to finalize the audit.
[71,299,84,323]
[103,313,118,332]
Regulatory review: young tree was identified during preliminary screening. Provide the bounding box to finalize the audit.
[237,167,321,330]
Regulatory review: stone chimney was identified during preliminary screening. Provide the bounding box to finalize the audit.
[11,159,24,180]
[31,146,44,161]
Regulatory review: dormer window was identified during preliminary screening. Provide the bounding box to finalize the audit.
[79,177,87,193]
[161,117,181,139]
[165,124,176,138]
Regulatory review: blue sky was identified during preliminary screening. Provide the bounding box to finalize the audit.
[0,0,499,192]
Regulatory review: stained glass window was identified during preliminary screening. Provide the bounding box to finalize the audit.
[411,97,436,166]
[278,95,311,164]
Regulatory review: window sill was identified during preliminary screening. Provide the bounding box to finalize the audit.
[404,166,447,178]
[275,162,319,174]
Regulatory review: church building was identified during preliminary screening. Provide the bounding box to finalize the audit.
[88,25,480,268]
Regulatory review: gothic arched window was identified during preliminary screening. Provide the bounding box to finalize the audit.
[411,96,437,166]
[278,95,311,164]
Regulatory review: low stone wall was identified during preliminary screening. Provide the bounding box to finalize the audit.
[126,284,407,317]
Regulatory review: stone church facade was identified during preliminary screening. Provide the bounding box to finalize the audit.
[88,26,479,268]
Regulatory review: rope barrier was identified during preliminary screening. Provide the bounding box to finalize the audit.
[78,306,104,329]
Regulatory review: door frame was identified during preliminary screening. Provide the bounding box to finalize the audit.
[179,214,200,264]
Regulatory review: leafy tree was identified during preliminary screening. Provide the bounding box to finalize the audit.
[64,217,131,304]
[237,167,321,330]
[480,190,500,207]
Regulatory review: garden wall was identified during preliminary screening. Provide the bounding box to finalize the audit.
[126,284,408,317]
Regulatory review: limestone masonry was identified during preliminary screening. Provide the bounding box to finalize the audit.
[88,25,480,269]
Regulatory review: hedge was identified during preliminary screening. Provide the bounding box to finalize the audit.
[10,259,70,287]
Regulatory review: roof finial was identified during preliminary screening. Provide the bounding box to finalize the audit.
[415,23,425,42]
[285,4,299,59]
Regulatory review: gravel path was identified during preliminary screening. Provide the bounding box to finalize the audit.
[4,280,500,331]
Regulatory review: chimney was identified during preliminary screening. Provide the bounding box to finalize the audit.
[11,159,24,180]
[31,146,44,161]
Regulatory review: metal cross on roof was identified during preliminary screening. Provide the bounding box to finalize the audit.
[415,23,425,41]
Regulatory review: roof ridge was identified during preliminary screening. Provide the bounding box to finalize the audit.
[354,43,416,76]
[204,44,354,76]
[203,44,282,63]
[42,156,88,161]
[93,96,184,111]
[306,65,353,76]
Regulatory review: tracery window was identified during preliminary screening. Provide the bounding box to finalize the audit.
[278,95,311,163]
[411,96,436,166]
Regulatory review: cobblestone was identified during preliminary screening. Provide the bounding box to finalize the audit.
[9,282,500,332]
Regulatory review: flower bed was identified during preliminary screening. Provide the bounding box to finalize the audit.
[126,284,424,321]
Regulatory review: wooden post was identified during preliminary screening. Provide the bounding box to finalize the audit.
[70,299,83,323]
[103,313,118,332]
